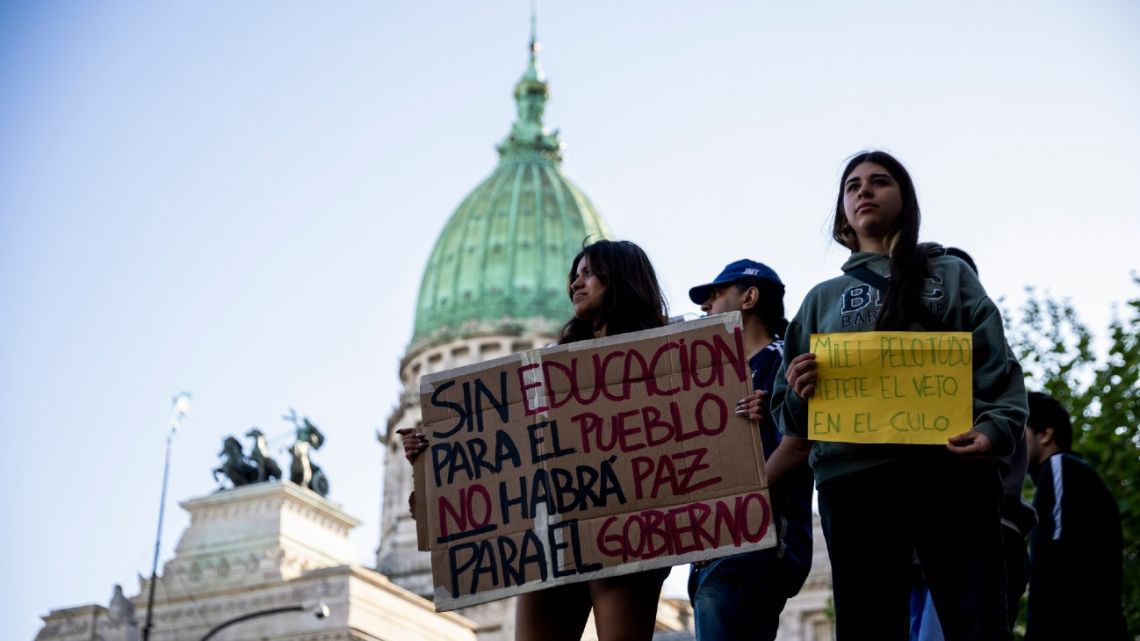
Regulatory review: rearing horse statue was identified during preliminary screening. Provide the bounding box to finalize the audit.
[246,428,282,482]
[213,436,258,488]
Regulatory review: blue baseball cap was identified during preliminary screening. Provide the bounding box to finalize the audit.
[688,259,784,305]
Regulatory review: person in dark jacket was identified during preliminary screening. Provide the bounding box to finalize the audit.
[686,259,813,641]
[1024,391,1127,641]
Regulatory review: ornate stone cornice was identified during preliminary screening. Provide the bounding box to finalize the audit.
[180,480,360,533]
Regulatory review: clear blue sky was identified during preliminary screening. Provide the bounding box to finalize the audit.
[2,1,1138,638]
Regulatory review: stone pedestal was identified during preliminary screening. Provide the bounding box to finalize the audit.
[151,481,360,596]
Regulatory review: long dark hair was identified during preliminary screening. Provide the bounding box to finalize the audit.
[733,278,788,339]
[832,150,929,331]
[560,239,668,344]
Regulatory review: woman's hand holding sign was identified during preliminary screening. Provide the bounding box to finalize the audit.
[397,427,428,462]
[735,390,768,422]
[396,427,429,519]
[946,428,994,461]
[785,353,818,399]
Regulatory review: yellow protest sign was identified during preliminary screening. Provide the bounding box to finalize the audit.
[808,331,973,445]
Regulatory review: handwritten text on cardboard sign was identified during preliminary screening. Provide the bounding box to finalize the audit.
[414,314,775,611]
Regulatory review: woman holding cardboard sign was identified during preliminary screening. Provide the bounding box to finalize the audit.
[771,151,1027,641]
[402,239,672,641]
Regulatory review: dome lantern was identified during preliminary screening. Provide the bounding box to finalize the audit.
[499,13,561,162]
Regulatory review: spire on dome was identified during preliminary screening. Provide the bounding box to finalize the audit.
[526,0,541,81]
[499,0,562,161]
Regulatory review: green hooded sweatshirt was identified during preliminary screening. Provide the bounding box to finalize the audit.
[771,248,1027,486]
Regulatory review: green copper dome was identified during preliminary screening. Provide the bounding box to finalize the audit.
[412,34,612,345]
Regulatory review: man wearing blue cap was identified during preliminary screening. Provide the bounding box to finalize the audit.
[686,259,814,641]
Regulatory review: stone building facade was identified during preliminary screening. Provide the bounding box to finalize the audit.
[36,482,478,641]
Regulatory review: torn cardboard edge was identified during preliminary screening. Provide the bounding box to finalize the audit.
[418,312,746,396]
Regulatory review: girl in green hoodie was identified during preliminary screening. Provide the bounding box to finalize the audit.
[771,151,1027,641]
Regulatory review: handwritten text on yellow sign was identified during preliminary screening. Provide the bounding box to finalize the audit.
[808,331,973,445]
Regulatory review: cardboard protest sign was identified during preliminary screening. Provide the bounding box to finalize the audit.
[808,331,973,444]
[413,313,775,611]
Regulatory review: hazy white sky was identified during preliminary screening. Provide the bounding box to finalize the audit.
[2,1,1138,638]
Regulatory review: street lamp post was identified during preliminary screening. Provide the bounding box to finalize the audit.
[200,602,329,641]
[141,392,191,641]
